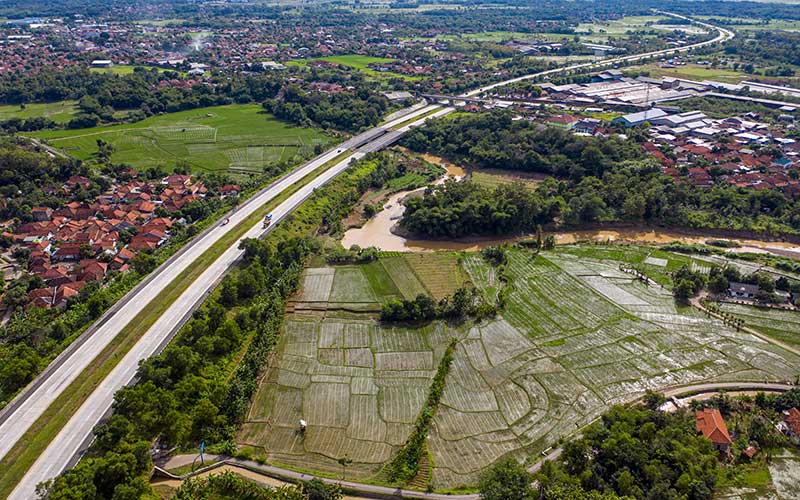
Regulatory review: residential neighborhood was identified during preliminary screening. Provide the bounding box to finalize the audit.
[1,171,230,311]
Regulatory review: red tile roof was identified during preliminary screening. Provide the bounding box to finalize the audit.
[786,407,800,436]
[696,409,732,446]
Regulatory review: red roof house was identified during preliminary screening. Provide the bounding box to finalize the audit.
[696,409,733,452]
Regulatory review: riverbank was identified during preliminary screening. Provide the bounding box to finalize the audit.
[343,215,800,258]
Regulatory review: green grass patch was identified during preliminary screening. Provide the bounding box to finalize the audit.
[0,101,79,124]
[89,65,175,76]
[471,169,544,190]
[289,54,420,81]
[642,64,749,84]
[329,267,378,303]
[29,104,330,173]
[363,260,403,301]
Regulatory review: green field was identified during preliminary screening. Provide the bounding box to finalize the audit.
[241,245,800,490]
[289,54,420,81]
[641,63,750,84]
[30,104,330,173]
[89,64,175,76]
[470,169,545,190]
[695,16,800,31]
[0,101,79,124]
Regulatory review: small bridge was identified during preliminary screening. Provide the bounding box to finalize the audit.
[420,94,487,105]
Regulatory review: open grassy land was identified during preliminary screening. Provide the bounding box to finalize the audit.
[695,16,800,31]
[470,169,545,190]
[0,101,79,124]
[717,302,800,349]
[89,65,175,76]
[646,64,750,84]
[29,104,329,173]
[289,55,419,81]
[241,245,800,490]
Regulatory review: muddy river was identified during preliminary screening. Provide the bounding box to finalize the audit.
[341,156,800,258]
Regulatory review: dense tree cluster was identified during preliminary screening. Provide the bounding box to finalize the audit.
[263,84,388,133]
[0,139,82,220]
[174,472,342,500]
[671,265,707,301]
[534,404,719,500]
[401,112,644,179]
[380,287,495,322]
[399,111,800,238]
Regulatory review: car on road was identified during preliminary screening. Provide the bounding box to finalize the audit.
[222,218,230,225]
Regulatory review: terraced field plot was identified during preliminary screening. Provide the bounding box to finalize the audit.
[718,302,800,349]
[30,104,329,173]
[239,317,464,478]
[243,247,800,490]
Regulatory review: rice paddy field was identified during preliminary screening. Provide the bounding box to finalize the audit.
[717,302,800,349]
[241,246,800,490]
[29,104,330,173]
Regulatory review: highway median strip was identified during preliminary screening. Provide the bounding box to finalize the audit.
[0,149,355,498]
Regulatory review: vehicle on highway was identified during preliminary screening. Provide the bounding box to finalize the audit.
[222,218,230,225]
[263,213,273,228]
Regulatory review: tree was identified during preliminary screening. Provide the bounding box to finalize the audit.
[478,457,535,500]
[79,243,95,259]
[643,390,667,410]
[130,253,156,275]
[673,279,696,302]
[304,479,342,500]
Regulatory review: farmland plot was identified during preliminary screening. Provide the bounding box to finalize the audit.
[246,248,800,490]
[403,253,468,300]
[718,302,800,348]
[297,268,334,302]
[240,315,466,480]
[435,248,800,489]
[380,256,428,299]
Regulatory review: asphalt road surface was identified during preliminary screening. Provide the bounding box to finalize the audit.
[2,13,735,498]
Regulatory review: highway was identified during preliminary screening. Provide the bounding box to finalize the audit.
[1,13,732,498]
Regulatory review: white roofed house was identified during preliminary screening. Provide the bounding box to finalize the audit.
[611,108,669,128]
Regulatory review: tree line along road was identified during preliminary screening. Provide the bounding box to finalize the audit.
[0,13,735,499]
